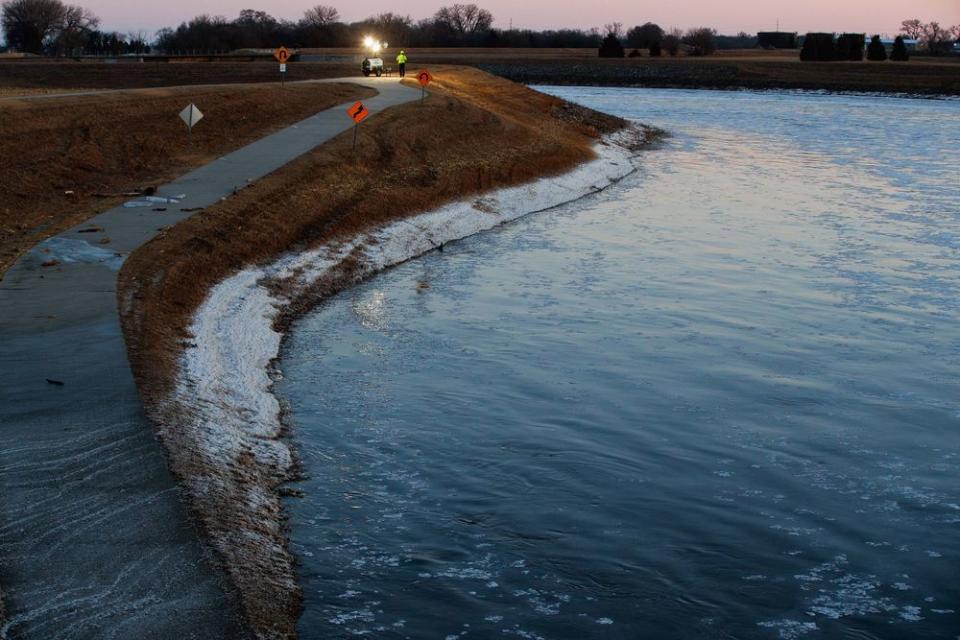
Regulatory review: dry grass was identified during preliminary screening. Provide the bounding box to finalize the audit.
[476,55,960,94]
[118,66,626,639]
[0,82,373,278]
[0,60,357,90]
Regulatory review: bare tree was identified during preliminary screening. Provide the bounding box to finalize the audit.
[603,22,624,39]
[662,27,682,56]
[2,0,66,52]
[434,3,493,36]
[1,0,97,54]
[918,21,952,53]
[54,3,97,54]
[900,19,923,39]
[302,5,339,28]
[682,27,717,56]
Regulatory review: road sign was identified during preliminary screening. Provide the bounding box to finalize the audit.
[274,46,290,64]
[417,70,433,87]
[179,103,203,133]
[348,101,369,124]
[279,63,287,73]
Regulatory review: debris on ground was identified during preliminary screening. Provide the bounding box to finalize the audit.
[40,259,60,267]
[98,237,111,245]
[78,226,104,233]
[45,378,65,386]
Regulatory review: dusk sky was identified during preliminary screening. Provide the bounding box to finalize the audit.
[83,0,960,38]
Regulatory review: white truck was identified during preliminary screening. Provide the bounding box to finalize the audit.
[361,57,384,77]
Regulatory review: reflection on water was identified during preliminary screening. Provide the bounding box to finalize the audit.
[279,88,960,639]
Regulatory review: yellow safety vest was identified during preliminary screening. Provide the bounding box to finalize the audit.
[397,53,408,64]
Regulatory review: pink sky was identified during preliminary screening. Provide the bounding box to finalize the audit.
[83,0,960,38]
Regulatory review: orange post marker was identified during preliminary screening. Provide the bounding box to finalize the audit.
[416,70,433,103]
[348,101,370,149]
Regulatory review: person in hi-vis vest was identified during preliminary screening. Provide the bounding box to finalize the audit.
[396,51,408,78]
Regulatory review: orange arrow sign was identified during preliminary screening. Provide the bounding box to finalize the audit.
[274,46,290,63]
[417,70,433,87]
[348,101,370,124]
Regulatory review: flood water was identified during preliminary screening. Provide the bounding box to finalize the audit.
[279,88,960,639]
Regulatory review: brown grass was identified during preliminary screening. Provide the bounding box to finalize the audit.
[120,66,623,401]
[0,60,358,90]
[0,82,374,278]
[117,66,627,639]
[3,50,956,97]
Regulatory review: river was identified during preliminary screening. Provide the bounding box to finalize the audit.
[278,88,960,639]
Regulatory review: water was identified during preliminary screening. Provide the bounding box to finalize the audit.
[279,88,960,639]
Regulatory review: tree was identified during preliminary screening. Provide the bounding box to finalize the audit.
[681,27,717,56]
[302,5,338,28]
[890,35,910,61]
[920,21,951,55]
[2,0,71,53]
[900,19,923,39]
[602,22,623,39]
[649,40,662,56]
[626,22,662,49]
[355,12,413,46]
[866,34,886,61]
[598,23,624,58]
[53,2,97,54]
[233,10,280,48]
[433,3,492,36]
[662,27,681,56]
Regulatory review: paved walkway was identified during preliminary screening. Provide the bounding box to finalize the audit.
[0,77,420,640]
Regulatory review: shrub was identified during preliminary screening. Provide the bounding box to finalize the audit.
[649,41,662,56]
[598,32,624,58]
[866,35,887,61]
[890,35,910,61]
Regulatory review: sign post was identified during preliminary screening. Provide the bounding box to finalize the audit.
[179,103,204,139]
[416,70,433,103]
[347,100,370,149]
[274,47,290,87]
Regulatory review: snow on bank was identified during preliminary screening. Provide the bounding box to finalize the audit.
[161,129,646,636]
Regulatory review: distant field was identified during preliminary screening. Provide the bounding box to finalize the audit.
[0,49,956,95]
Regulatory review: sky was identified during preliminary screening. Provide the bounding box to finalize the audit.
[82,0,960,38]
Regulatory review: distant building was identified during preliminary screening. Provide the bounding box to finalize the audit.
[757,32,798,49]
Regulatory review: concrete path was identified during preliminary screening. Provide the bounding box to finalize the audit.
[0,77,420,640]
